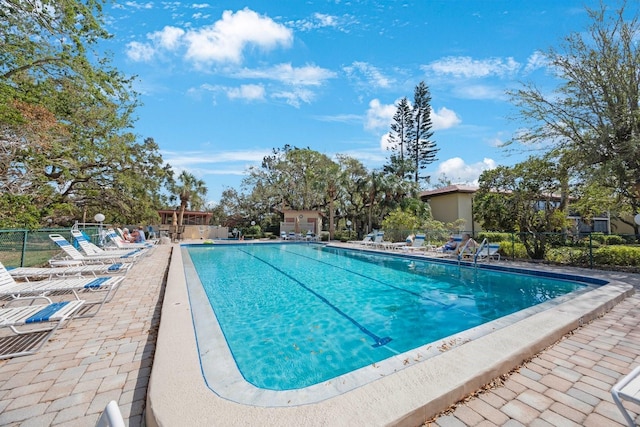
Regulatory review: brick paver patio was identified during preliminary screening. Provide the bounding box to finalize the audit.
[428,271,640,427]
[0,245,171,426]
[0,244,638,426]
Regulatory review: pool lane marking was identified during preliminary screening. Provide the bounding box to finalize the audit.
[236,248,392,348]
[276,246,456,309]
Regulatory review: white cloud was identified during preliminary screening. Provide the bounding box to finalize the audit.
[235,63,336,86]
[191,83,266,103]
[365,99,461,132]
[431,107,461,130]
[183,8,293,64]
[380,132,392,151]
[452,84,506,100]
[524,51,548,73]
[192,3,210,9]
[125,41,156,61]
[150,26,185,50]
[314,13,338,27]
[314,113,362,124]
[289,12,355,32]
[343,61,394,89]
[226,84,266,101]
[126,8,293,65]
[271,87,315,108]
[434,157,497,185]
[425,56,520,78]
[124,1,153,9]
[365,99,397,131]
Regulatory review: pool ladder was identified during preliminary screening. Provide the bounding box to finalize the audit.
[457,238,488,267]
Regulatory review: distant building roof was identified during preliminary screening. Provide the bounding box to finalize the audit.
[420,185,479,198]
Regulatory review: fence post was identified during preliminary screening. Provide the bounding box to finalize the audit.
[20,230,28,267]
[589,233,593,269]
[511,232,515,261]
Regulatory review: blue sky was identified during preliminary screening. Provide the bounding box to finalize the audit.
[100,0,614,205]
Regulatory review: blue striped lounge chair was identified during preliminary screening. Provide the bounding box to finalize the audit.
[0,296,85,359]
[49,234,143,264]
[0,261,123,318]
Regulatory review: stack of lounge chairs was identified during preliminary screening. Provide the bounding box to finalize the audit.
[49,234,145,266]
[0,229,148,359]
[0,256,127,359]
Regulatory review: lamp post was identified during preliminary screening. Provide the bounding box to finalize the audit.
[94,213,105,246]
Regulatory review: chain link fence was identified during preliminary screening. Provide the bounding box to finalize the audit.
[0,228,101,268]
[333,228,640,271]
[3,226,640,271]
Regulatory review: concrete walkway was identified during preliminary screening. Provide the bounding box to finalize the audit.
[0,244,638,426]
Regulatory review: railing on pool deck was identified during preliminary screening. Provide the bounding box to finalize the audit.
[472,238,489,266]
[456,237,489,267]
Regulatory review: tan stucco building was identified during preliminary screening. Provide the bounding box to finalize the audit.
[420,185,481,233]
[280,210,323,235]
[420,184,618,235]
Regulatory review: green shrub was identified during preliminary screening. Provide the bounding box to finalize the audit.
[478,232,512,243]
[545,247,589,265]
[544,233,572,248]
[602,234,624,245]
[593,246,640,266]
[577,237,601,248]
[496,240,528,259]
[246,225,262,237]
[333,230,357,242]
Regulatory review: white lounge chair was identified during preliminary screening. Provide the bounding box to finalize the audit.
[612,365,640,427]
[474,243,501,262]
[106,229,154,249]
[348,233,374,246]
[49,234,143,265]
[384,234,417,251]
[71,230,148,257]
[405,234,428,252]
[7,262,131,282]
[0,296,85,359]
[458,240,501,263]
[370,231,387,248]
[431,235,462,257]
[0,261,123,317]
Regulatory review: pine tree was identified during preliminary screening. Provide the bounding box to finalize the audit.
[407,81,438,183]
[384,97,413,179]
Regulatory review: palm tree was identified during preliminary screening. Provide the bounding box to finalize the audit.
[172,171,208,228]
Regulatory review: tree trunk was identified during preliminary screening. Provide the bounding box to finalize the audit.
[178,200,187,227]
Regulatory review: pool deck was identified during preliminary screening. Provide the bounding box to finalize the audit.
[0,241,638,426]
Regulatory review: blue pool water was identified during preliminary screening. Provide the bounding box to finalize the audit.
[185,243,592,391]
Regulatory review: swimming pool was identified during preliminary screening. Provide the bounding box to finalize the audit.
[147,241,633,426]
[184,243,601,398]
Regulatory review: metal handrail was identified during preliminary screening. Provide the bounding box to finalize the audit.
[473,238,489,265]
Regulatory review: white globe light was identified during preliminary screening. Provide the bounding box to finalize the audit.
[94,213,105,222]
[634,213,640,225]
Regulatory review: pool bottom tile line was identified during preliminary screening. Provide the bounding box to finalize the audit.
[237,247,393,348]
